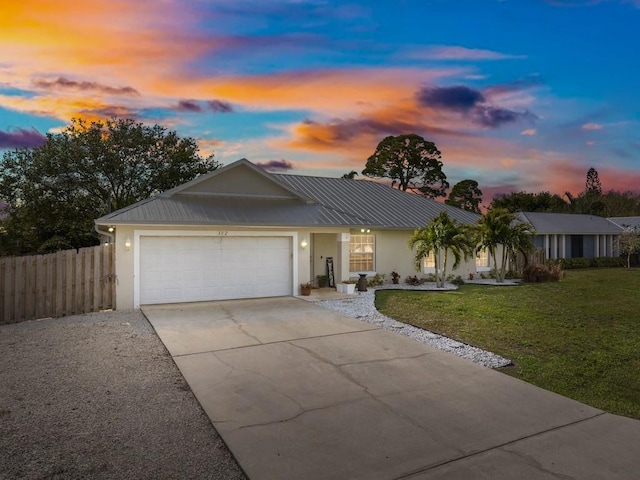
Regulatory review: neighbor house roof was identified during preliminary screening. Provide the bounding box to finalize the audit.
[608,216,640,230]
[517,212,622,235]
[96,158,480,229]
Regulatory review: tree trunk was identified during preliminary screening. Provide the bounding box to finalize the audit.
[491,251,499,282]
[499,249,507,283]
[441,250,449,288]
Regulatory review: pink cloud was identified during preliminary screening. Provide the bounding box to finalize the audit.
[582,122,603,130]
[0,127,46,148]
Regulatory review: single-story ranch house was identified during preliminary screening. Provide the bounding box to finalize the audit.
[608,216,640,231]
[95,159,483,309]
[516,212,621,260]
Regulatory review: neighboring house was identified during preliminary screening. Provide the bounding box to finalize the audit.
[95,158,483,309]
[608,216,640,230]
[516,212,622,261]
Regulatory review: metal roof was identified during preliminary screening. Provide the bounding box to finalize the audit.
[273,174,480,228]
[517,212,622,234]
[96,159,481,229]
[608,216,640,230]
[97,195,370,227]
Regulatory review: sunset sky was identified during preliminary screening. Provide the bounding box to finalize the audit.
[1,0,639,204]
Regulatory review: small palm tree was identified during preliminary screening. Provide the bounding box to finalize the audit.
[475,208,535,282]
[409,211,473,288]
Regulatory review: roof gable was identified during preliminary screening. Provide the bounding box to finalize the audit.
[96,158,480,228]
[166,158,309,201]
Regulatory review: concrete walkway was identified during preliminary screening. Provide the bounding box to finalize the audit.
[143,297,640,480]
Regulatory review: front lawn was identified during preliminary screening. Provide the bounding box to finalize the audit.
[375,268,640,419]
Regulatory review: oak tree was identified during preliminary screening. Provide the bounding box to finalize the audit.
[362,134,449,198]
[0,118,220,254]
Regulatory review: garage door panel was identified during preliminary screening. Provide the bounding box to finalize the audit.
[140,236,292,305]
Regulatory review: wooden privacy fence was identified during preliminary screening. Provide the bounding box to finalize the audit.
[0,244,116,324]
[515,247,547,272]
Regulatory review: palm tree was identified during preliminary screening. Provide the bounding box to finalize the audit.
[475,208,535,282]
[409,211,473,288]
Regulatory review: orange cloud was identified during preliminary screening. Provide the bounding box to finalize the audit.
[153,66,463,116]
[0,0,215,111]
[582,122,603,130]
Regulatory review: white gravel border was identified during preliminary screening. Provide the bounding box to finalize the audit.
[316,285,512,369]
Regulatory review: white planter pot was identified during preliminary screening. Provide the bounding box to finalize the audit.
[344,283,356,294]
[336,284,344,293]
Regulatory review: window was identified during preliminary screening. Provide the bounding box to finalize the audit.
[423,252,435,270]
[349,234,375,272]
[476,248,490,269]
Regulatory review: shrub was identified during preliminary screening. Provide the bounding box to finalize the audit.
[504,269,521,279]
[549,257,626,269]
[549,257,591,269]
[523,264,563,283]
[38,235,73,254]
[450,275,465,286]
[405,275,427,285]
[592,257,626,268]
[367,273,385,287]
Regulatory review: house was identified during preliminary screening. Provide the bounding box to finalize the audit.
[608,216,640,231]
[516,212,622,260]
[95,158,483,309]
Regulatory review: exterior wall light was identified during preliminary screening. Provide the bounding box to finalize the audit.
[300,238,308,249]
[108,226,115,232]
[125,236,132,251]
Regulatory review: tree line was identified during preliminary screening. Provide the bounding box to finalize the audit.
[357,134,640,217]
[1,124,638,257]
[0,118,219,256]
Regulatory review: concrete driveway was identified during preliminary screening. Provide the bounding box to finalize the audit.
[143,297,640,480]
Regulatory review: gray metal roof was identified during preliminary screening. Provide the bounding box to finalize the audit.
[274,174,480,228]
[517,212,622,234]
[96,159,480,229]
[97,195,370,227]
[608,216,640,230]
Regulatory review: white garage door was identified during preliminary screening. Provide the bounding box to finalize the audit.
[139,236,292,305]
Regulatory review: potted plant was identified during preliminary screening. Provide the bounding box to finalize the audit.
[300,282,312,296]
[342,279,357,294]
[391,271,400,284]
[316,275,328,288]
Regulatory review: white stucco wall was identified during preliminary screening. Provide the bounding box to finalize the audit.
[372,229,479,282]
[109,225,491,310]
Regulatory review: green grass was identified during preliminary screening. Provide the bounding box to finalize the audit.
[375,268,640,419]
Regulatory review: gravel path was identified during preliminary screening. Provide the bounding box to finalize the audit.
[316,287,512,369]
[0,311,246,480]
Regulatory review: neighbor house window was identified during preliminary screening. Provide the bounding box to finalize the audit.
[476,248,490,269]
[349,234,375,272]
